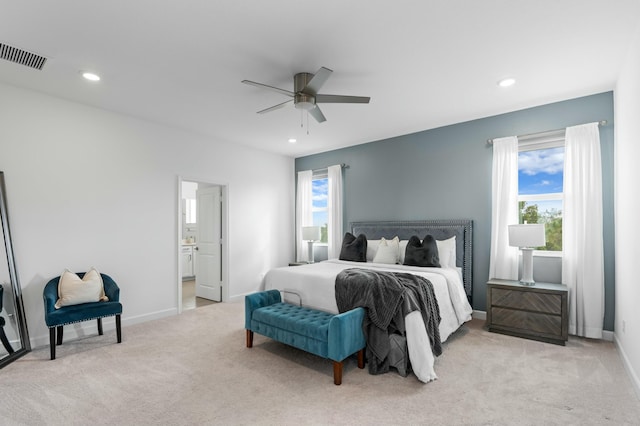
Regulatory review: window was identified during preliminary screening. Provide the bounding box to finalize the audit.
[518,138,564,252]
[312,171,328,244]
[185,199,197,224]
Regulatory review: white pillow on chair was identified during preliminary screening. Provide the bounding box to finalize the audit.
[55,268,109,309]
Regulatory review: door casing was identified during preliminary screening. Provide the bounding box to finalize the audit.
[177,177,228,313]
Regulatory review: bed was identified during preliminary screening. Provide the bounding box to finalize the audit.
[263,220,473,382]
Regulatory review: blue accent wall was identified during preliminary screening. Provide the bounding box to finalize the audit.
[296,92,615,331]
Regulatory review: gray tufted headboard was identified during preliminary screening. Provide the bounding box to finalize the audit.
[350,220,473,303]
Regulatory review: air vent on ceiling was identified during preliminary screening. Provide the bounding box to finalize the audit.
[0,42,47,70]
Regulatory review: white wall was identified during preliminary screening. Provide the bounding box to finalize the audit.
[0,82,294,347]
[614,23,640,397]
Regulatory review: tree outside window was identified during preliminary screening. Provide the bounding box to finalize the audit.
[518,146,564,252]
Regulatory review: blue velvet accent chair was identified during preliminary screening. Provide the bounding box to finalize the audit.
[43,272,122,360]
[0,285,15,354]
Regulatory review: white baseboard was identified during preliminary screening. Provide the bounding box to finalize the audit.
[123,307,177,326]
[614,334,640,400]
[29,307,177,349]
[229,292,254,303]
[472,310,486,320]
[602,330,614,342]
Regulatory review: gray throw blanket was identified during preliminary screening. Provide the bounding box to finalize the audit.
[335,268,441,376]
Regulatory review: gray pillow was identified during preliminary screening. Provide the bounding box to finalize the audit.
[403,235,441,267]
[339,232,368,262]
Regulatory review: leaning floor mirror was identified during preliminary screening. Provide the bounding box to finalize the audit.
[0,171,30,368]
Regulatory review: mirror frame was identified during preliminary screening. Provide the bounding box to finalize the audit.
[0,171,30,369]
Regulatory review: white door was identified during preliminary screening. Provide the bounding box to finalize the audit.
[195,186,222,301]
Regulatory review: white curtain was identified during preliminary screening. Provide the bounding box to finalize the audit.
[562,122,604,338]
[327,165,343,259]
[295,170,313,262]
[489,136,520,280]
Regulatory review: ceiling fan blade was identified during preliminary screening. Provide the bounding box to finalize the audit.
[315,94,370,104]
[303,67,333,95]
[308,105,326,123]
[242,80,294,97]
[257,99,293,114]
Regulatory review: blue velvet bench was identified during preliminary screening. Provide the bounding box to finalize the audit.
[245,290,366,385]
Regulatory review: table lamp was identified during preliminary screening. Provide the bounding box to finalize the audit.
[508,224,546,285]
[302,226,321,263]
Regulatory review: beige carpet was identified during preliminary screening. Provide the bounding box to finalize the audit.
[1,301,639,425]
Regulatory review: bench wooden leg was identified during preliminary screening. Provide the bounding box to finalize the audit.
[246,330,253,348]
[357,349,365,369]
[333,361,343,385]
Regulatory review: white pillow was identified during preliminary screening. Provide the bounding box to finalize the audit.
[399,240,409,264]
[373,237,400,264]
[436,236,457,269]
[55,268,109,309]
[366,240,381,262]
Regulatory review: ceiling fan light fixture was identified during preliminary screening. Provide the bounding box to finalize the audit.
[295,101,314,111]
[294,93,315,110]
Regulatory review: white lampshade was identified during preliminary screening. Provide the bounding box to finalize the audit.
[302,226,321,241]
[509,224,546,248]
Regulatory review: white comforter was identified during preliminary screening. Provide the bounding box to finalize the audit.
[263,259,473,382]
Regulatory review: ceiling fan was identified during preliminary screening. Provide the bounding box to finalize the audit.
[241,66,370,123]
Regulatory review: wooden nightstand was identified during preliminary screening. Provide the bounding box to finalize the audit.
[486,278,569,346]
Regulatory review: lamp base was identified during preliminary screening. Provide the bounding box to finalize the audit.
[307,241,315,264]
[519,248,536,286]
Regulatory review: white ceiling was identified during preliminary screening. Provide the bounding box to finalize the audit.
[1,1,639,158]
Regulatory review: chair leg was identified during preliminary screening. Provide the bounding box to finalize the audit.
[246,330,253,348]
[0,327,15,354]
[333,361,343,385]
[49,328,56,360]
[56,326,63,345]
[97,318,103,335]
[115,314,122,343]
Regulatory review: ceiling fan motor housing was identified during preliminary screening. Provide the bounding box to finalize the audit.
[294,72,316,110]
[294,72,314,92]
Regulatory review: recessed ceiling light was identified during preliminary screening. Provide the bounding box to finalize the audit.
[81,71,101,82]
[498,78,515,87]
[288,138,297,144]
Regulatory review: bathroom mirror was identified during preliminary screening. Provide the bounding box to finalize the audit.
[0,171,30,369]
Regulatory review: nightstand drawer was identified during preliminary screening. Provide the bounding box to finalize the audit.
[492,288,562,315]
[486,279,568,345]
[491,307,562,336]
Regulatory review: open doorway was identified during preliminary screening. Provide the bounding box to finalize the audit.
[178,178,228,313]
